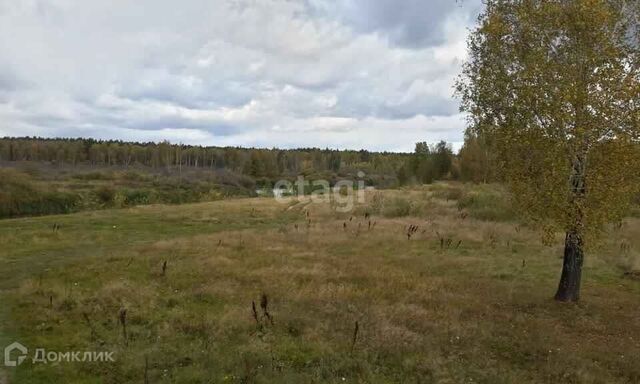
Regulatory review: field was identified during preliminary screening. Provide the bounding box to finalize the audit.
[1,183,639,383]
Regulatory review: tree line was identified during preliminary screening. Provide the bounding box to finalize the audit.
[0,137,495,185]
[0,137,406,177]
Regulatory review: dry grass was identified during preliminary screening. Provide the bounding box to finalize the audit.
[0,183,639,383]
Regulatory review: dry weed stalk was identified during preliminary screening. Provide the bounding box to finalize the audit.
[82,312,98,340]
[436,231,456,249]
[351,321,359,353]
[260,293,274,325]
[251,301,259,325]
[620,240,631,255]
[488,233,497,248]
[118,307,128,346]
[144,356,150,384]
[406,225,419,240]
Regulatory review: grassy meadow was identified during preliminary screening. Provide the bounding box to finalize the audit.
[1,183,639,383]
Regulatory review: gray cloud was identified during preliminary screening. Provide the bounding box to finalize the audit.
[309,0,482,48]
[0,0,481,152]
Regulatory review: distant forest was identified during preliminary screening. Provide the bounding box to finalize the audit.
[0,136,497,218]
[0,136,493,185]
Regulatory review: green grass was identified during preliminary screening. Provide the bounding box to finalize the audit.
[0,184,639,383]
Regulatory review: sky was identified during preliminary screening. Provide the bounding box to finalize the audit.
[0,0,483,152]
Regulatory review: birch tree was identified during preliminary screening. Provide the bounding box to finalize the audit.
[457,0,640,301]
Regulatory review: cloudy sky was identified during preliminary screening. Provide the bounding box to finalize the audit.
[0,0,483,152]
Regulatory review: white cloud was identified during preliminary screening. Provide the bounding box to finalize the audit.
[0,0,482,151]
